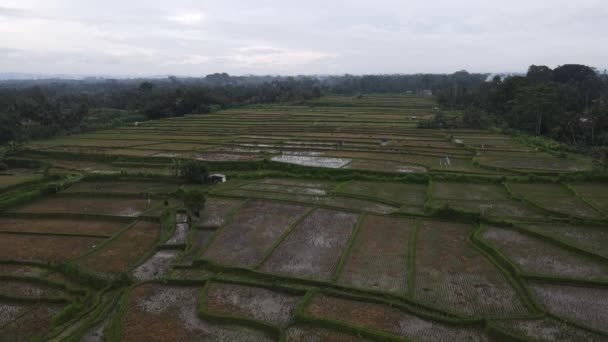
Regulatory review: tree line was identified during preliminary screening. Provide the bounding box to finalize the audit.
[434,64,608,149]
[0,76,323,144]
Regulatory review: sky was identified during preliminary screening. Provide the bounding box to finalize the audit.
[0,0,607,77]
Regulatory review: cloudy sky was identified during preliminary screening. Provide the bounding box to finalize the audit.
[0,0,606,76]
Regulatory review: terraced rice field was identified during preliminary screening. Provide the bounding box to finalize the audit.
[260,208,358,280]
[202,200,309,267]
[337,215,415,294]
[3,94,607,340]
[481,226,608,280]
[414,221,529,317]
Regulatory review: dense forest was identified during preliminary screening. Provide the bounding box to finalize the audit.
[1,66,607,152]
[434,64,608,149]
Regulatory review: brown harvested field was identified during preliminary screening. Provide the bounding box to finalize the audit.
[0,264,46,277]
[0,280,66,299]
[569,183,608,198]
[203,200,309,267]
[131,250,181,281]
[0,173,41,189]
[63,181,179,194]
[260,209,358,280]
[304,294,490,341]
[206,282,300,326]
[493,317,606,341]
[0,303,30,326]
[481,226,608,280]
[0,233,100,261]
[0,304,63,341]
[286,325,371,341]
[519,223,608,258]
[181,230,214,265]
[197,197,243,228]
[415,221,529,317]
[14,197,158,217]
[0,217,127,236]
[78,221,160,274]
[529,283,608,334]
[337,216,415,294]
[121,284,273,342]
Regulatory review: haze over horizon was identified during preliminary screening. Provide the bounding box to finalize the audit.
[1,0,607,77]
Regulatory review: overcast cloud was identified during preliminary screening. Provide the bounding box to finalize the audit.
[0,0,606,76]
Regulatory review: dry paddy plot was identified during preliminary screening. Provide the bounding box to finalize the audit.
[493,317,606,341]
[431,182,546,219]
[197,197,242,228]
[415,221,528,317]
[260,209,358,280]
[0,304,63,341]
[206,282,300,326]
[529,282,608,334]
[0,279,67,299]
[120,284,272,342]
[519,223,608,258]
[508,183,603,219]
[0,217,125,236]
[79,221,160,274]
[304,294,489,341]
[131,250,181,281]
[0,234,100,261]
[219,188,398,215]
[481,226,608,280]
[286,325,371,341]
[337,216,415,294]
[15,197,158,217]
[203,200,309,267]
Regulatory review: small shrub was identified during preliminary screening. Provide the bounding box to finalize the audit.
[180,160,208,184]
[178,189,206,218]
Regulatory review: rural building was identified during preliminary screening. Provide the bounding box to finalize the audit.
[209,173,227,183]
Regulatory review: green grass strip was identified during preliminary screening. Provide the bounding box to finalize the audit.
[406,219,420,298]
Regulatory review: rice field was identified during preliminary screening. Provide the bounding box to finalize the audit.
[4,94,607,340]
[481,226,608,280]
[260,208,358,280]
